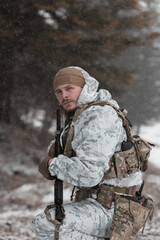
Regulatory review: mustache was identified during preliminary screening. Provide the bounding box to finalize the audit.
[62,99,74,105]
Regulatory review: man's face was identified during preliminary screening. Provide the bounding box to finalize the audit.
[55,84,83,112]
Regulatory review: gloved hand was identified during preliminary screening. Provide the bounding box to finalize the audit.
[38,143,55,180]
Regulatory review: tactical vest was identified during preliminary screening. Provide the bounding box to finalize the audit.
[63,100,151,179]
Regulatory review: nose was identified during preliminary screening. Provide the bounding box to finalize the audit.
[61,90,69,99]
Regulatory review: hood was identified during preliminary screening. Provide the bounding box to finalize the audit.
[68,66,119,108]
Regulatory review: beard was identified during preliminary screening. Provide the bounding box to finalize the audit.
[62,99,77,113]
[65,108,76,117]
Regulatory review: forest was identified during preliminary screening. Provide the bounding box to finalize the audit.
[1,0,160,129]
[0,0,160,239]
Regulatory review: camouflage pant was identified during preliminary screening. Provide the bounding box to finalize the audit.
[32,199,114,240]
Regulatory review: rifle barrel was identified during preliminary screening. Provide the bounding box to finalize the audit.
[54,109,64,222]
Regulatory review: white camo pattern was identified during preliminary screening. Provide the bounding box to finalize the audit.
[32,199,114,240]
[32,67,143,239]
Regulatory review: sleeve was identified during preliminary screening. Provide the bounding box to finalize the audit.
[38,141,55,180]
[48,105,125,187]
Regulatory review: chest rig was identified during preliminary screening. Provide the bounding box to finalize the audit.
[62,100,152,207]
[63,100,151,179]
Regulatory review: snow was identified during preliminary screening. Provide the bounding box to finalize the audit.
[48,119,56,134]
[138,1,148,10]
[138,122,160,168]
[38,10,51,19]
[38,9,59,30]
[147,174,160,184]
[42,186,72,203]
[20,108,46,128]
[0,123,160,239]
[55,8,68,20]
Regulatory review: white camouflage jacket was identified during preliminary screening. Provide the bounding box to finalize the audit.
[49,67,143,189]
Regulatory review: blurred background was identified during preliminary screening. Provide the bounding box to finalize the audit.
[0,0,160,239]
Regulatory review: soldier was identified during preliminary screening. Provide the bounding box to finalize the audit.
[32,66,153,240]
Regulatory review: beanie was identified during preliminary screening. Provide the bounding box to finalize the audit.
[53,67,85,91]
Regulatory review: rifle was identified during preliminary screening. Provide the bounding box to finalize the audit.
[54,109,65,223]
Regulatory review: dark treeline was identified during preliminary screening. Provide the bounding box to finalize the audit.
[0,0,159,130]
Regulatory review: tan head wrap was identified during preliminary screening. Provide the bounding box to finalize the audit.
[53,67,85,91]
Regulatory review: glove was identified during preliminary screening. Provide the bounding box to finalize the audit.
[38,142,55,180]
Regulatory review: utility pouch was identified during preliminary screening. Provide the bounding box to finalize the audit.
[133,136,151,172]
[113,145,139,178]
[96,184,115,209]
[110,194,154,240]
[140,194,154,221]
[105,135,152,179]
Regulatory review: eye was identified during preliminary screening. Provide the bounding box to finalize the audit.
[66,86,73,91]
[55,89,62,95]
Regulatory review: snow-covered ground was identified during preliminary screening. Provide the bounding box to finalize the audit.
[0,122,160,240]
[138,122,160,168]
[136,123,160,239]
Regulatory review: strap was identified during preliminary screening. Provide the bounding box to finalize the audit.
[54,220,61,240]
[115,186,137,196]
[70,186,76,201]
[63,103,89,157]
[75,185,137,209]
[44,204,65,240]
[44,204,56,224]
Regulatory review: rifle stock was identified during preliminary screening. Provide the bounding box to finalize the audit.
[54,109,64,222]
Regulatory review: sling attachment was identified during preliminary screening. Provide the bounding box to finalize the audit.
[70,186,76,201]
[44,204,65,240]
[63,103,91,158]
[54,220,62,240]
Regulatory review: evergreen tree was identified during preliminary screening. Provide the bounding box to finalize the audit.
[0,0,158,126]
